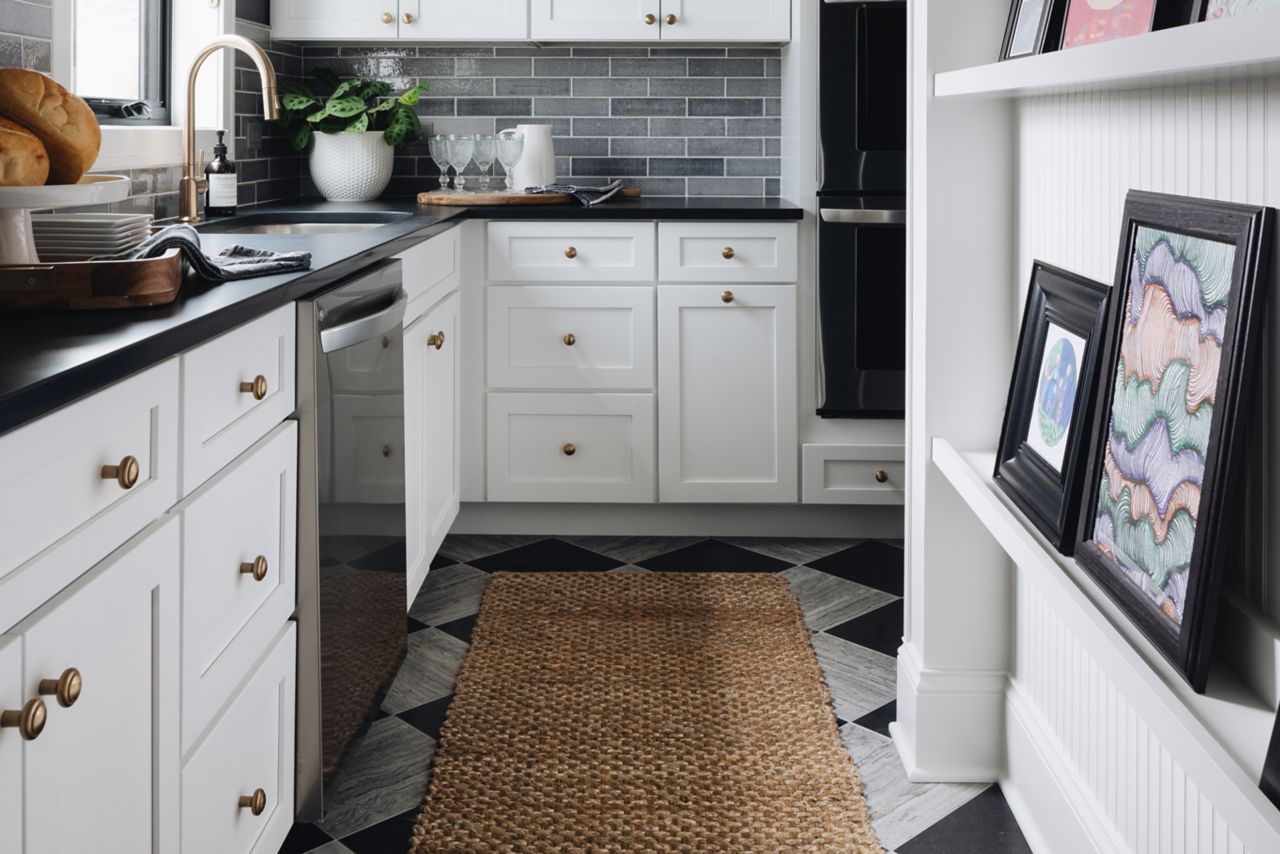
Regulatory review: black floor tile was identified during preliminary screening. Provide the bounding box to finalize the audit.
[436,613,477,643]
[340,808,421,854]
[470,537,623,573]
[825,600,904,657]
[277,822,333,854]
[349,542,408,572]
[408,615,429,634]
[852,701,896,739]
[637,539,791,574]
[806,541,904,595]
[898,787,1032,854]
[398,694,454,741]
[430,551,457,570]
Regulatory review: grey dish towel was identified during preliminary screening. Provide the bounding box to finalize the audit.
[97,223,312,281]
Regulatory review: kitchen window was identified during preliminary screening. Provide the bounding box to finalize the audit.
[72,0,169,125]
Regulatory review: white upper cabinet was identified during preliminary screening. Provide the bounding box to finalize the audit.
[659,0,790,42]
[530,0,659,41]
[271,0,402,40]
[273,0,529,40]
[531,0,789,41]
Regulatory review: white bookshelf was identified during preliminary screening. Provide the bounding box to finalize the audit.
[935,11,1280,100]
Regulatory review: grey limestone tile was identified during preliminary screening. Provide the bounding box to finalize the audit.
[456,57,531,77]
[780,566,898,632]
[610,137,686,157]
[497,77,570,96]
[339,46,416,58]
[689,58,763,77]
[610,57,688,78]
[409,563,491,626]
[573,77,648,97]
[650,117,724,137]
[496,45,570,57]
[686,177,763,196]
[727,157,781,177]
[690,98,764,117]
[728,117,781,137]
[438,533,544,563]
[498,116,571,136]
[766,57,782,77]
[381,628,470,715]
[419,46,494,57]
[416,98,455,117]
[722,537,858,565]
[765,137,781,156]
[765,97,781,117]
[316,717,436,839]
[22,36,48,71]
[840,724,989,852]
[811,632,896,722]
[572,117,648,137]
[728,47,783,58]
[535,57,609,77]
[534,97,609,116]
[649,77,724,97]
[650,47,727,58]
[689,137,763,157]
[457,97,531,117]
[727,77,782,97]
[765,178,780,197]
[572,157,647,177]
[649,157,724,177]
[611,97,687,117]
[425,118,498,138]
[0,0,50,37]
[624,177,687,197]
[426,77,495,96]
[555,136,610,156]
[573,46,648,58]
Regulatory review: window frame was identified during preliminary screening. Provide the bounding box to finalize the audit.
[76,0,171,126]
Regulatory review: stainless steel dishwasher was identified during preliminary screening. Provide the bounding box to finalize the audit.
[294,259,408,821]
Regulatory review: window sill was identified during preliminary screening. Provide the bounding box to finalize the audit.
[92,126,217,173]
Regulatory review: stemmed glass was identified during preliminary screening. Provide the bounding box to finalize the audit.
[472,134,498,194]
[445,134,475,193]
[428,135,451,193]
[496,130,525,194]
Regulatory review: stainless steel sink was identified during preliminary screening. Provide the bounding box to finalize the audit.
[199,211,411,235]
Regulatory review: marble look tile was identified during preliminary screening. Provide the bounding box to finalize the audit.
[723,537,860,565]
[810,632,896,723]
[781,566,899,632]
[840,723,987,852]
[306,842,355,854]
[438,533,543,563]
[316,717,436,839]
[562,535,705,564]
[409,564,490,627]
[607,564,652,574]
[382,628,470,715]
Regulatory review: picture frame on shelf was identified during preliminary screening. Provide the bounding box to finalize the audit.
[1200,0,1280,19]
[994,262,1110,554]
[1060,0,1201,49]
[1074,190,1275,693]
[1000,0,1068,60]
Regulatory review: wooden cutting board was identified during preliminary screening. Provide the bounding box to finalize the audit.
[418,188,641,206]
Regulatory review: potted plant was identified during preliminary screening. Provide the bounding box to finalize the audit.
[278,70,429,202]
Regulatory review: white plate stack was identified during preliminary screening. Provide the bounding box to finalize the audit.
[32,213,154,262]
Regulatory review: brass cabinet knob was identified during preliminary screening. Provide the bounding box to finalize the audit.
[722,246,735,260]
[238,788,267,816]
[381,12,394,23]
[666,13,678,24]
[402,11,415,23]
[240,375,269,401]
[38,668,82,709]
[101,455,140,490]
[875,470,889,484]
[427,331,446,350]
[644,13,657,24]
[240,556,269,582]
[1,698,46,741]
[562,443,576,457]
[563,333,577,346]
[721,290,735,304]
[564,246,578,259]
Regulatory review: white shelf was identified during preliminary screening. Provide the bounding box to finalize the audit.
[935,12,1280,100]
[931,437,1278,792]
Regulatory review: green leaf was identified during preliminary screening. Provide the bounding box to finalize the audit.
[281,92,317,111]
[383,103,422,148]
[345,112,370,134]
[398,82,429,106]
[369,97,399,113]
[329,79,361,99]
[361,81,392,100]
[290,123,312,151]
[306,103,331,122]
[325,95,367,118]
[311,67,343,91]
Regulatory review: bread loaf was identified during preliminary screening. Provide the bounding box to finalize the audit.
[0,68,100,184]
[0,116,50,186]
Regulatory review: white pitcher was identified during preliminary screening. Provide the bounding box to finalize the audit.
[500,123,556,190]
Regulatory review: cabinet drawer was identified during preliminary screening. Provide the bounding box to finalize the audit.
[179,422,297,749]
[658,222,798,283]
[488,222,656,282]
[182,623,296,854]
[802,444,904,505]
[0,359,178,631]
[487,286,655,390]
[181,305,296,495]
[487,393,655,503]
[400,225,461,321]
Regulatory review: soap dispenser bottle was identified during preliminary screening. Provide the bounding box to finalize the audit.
[204,130,238,218]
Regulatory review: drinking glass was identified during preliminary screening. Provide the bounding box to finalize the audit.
[446,134,476,193]
[472,134,498,193]
[496,130,525,193]
[428,134,451,192]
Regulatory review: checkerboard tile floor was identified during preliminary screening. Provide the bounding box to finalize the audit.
[280,536,1031,854]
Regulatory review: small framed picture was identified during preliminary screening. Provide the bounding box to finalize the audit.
[1001,0,1067,60]
[995,262,1110,554]
[1201,0,1280,19]
[1075,190,1275,692]
[1060,0,1200,49]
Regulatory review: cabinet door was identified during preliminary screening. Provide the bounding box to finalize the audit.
[657,286,797,503]
[660,0,791,41]
[270,0,399,39]
[21,518,180,854]
[405,293,461,605]
[0,637,20,854]
[407,0,529,39]
[531,0,660,41]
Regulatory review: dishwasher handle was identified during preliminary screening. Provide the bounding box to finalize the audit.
[319,287,407,354]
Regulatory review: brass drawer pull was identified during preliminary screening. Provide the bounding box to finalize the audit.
[562,443,576,457]
[875,470,889,484]
[381,11,394,23]
[38,668,82,708]
[666,13,678,24]
[240,556,269,582]
[240,375,269,401]
[102,455,140,490]
[402,11,415,23]
[564,246,578,259]
[645,13,657,24]
[722,247,735,260]
[239,788,267,816]
[427,331,446,350]
[721,291,735,304]
[1,698,46,741]
[563,333,577,346]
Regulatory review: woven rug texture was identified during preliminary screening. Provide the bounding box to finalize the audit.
[409,571,883,853]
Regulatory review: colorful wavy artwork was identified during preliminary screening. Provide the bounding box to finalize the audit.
[1063,0,1158,48]
[1091,227,1235,625]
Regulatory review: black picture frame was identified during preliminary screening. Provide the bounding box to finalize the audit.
[1074,190,1275,693]
[995,262,1110,554]
[1000,0,1067,60]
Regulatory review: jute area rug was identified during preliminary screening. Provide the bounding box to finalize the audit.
[410,572,882,853]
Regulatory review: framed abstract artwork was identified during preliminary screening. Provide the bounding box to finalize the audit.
[995,262,1110,554]
[1000,0,1067,60]
[1075,190,1275,692]
[1060,0,1199,48]
[1201,0,1280,19]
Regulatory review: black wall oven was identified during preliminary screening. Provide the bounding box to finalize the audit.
[817,0,907,418]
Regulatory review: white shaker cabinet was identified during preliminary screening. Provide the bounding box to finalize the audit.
[270,0,401,40]
[657,285,797,503]
[530,0,659,41]
[272,0,528,40]
[659,0,790,42]
[531,0,789,41]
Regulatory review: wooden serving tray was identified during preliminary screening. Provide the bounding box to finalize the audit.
[419,188,641,206]
[0,248,183,310]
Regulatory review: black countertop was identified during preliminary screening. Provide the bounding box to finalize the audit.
[0,196,803,436]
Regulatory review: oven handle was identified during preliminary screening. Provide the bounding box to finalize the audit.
[319,288,407,354]
[820,207,907,225]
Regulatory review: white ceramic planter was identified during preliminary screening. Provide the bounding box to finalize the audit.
[309,130,394,202]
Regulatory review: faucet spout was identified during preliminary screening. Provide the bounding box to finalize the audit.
[180,35,280,223]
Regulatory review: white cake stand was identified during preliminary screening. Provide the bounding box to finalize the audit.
[0,175,132,265]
